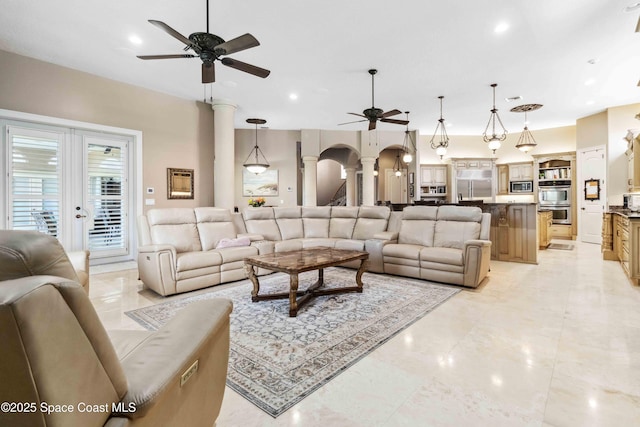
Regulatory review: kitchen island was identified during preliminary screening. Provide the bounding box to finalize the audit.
[602,208,640,285]
[482,203,539,264]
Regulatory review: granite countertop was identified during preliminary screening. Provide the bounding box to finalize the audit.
[608,206,640,219]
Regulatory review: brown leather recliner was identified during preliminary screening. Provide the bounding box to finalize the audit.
[0,230,233,427]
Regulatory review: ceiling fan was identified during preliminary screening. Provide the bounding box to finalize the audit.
[137,0,270,84]
[339,69,409,131]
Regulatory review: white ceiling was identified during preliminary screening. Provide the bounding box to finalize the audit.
[1,0,639,135]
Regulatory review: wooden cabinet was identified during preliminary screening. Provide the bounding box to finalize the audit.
[625,130,640,192]
[486,203,538,264]
[420,165,447,198]
[603,212,639,285]
[497,165,509,195]
[538,211,552,249]
[457,160,492,170]
[508,162,534,181]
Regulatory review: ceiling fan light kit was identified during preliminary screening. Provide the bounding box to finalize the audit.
[137,0,270,84]
[243,118,270,174]
[482,83,508,154]
[429,96,450,159]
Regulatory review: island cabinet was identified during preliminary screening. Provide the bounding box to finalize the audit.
[538,210,552,249]
[603,211,639,285]
[484,203,538,264]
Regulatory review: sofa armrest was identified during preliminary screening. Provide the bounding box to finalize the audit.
[238,233,264,242]
[138,244,176,256]
[373,231,398,241]
[463,239,492,288]
[117,298,233,422]
[67,250,90,293]
[137,245,178,296]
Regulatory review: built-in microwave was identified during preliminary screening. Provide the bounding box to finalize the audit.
[510,181,533,193]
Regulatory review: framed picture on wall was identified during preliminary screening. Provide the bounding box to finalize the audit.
[243,169,279,196]
[167,168,194,199]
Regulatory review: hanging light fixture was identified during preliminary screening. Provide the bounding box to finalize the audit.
[243,118,269,174]
[373,159,379,177]
[401,112,416,163]
[482,83,508,153]
[393,150,402,177]
[430,96,450,159]
[510,104,543,152]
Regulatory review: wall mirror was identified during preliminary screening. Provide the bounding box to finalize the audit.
[167,168,194,199]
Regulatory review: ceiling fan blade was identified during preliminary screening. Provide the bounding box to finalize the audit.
[137,54,197,60]
[369,120,377,131]
[148,20,194,47]
[338,119,368,126]
[221,58,270,78]
[216,33,260,55]
[380,118,410,125]
[348,112,367,118]
[380,109,402,118]
[202,63,215,83]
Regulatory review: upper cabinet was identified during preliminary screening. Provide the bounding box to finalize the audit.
[420,164,448,199]
[456,160,492,170]
[508,162,534,181]
[625,130,640,192]
[497,165,509,195]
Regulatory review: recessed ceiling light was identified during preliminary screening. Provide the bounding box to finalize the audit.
[494,22,509,33]
[128,35,143,45]
[289,93,298,100]
[624,2,640,12]
[505,96,523,102]
[584,79,596,86]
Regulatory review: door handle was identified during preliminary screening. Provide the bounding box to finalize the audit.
[75,214,87,219]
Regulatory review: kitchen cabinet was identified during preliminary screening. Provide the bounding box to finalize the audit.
[456,160,492,170]
[538,211,552,249]
[497,165,509,195]
[485,203,538,264]
[508,162,534,181]
[625,130,640,192]
[420,165,447,198]
[603,212,638,285]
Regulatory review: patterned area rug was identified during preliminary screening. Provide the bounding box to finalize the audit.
[126,267,459,417]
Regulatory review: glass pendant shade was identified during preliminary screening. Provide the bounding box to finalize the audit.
[393,150,402,177]
[243,118,269,174]
[482,84,507,153]
[430,96,450,159]
[402,152,413,163]
[401,112,416,164]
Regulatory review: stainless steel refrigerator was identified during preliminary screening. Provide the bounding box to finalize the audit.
[456,169,493,200]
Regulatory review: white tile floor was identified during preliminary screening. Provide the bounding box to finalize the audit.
[90,240,640,426]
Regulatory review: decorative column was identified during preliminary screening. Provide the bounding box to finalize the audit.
[345,167,356,206]
[302,156,318,206]
[212,100,237,210]
[361,157,376,206]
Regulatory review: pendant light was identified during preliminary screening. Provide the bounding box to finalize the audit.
[243,118,269,174]
[482,83,508,153]
[430,96,450,159]
[401,112,416,163]
[393,150,402,177]
[511,104,543,153]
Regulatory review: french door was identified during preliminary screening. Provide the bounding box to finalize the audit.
[4,122,133,262]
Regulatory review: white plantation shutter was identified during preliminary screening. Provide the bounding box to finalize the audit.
[86,141,128,255]
[8,126,63,237]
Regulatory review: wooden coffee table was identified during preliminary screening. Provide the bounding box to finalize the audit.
[244,247,369,317]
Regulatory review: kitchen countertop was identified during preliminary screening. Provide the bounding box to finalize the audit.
[607,206,640,219]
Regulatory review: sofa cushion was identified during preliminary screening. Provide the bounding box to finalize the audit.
[436,205,483,222]
[402,206,438,220]
[242,208,282,241]
[213,246,258,263]
[147,208,202,253]
[194,208,237,251]
[352,206,390,240]
[176,251,223,272]
[398,219,436,247]
[434,221,481,250]
[329,207,359,239]
[302,238,336,248]
[274,207,303,240]
[335,239,365,251]
[302,207,330,238]
[274,239,303,252]
[382,243,422,260]
[420,246,464,266]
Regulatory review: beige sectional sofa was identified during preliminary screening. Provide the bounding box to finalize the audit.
[136,204,491,296]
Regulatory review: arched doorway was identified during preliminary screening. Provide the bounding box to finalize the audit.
[318,146,360,206]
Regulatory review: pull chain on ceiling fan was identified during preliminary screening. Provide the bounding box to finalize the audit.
[338,69,409,131]
[137,0,270,84]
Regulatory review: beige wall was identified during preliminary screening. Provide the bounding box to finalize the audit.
[235,129,300,209]
[316,159,344,205]
[0,49,215,212]
[607,104,640,205]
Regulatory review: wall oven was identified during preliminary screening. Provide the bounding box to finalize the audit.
[538,183,571,205]
[543,206,571,225]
